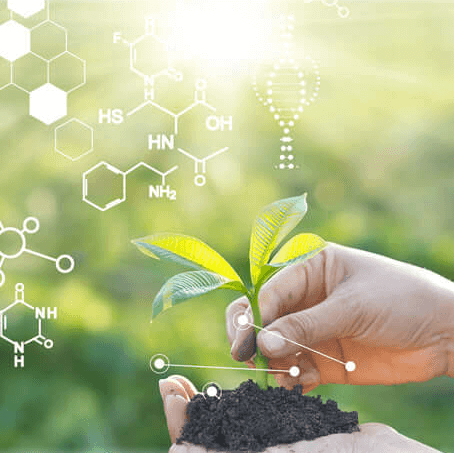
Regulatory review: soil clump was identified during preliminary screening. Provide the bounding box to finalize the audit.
[178,380,359,451]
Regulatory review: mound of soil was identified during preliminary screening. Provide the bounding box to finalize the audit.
[178,380,359,451]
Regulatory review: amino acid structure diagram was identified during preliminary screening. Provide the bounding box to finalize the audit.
[0,283,57,368]
[0,217,75,287]
[82,16,233,212]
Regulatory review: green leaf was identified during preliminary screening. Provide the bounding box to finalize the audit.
[269,233,326,267]
[152,271,247,319]
[249,194,308,285]
[132,233,241,281]
[254,234,326,290]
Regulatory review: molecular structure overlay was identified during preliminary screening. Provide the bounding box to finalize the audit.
[149,311,357,398]
[0,283,57,368]
[0,0,92,162]
[0,217,75,287]
[82,16,233,212]
[304,0,350,19]
[253,15,321,170]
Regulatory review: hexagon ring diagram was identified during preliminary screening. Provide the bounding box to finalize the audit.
[30,83,67,125]
[55,119,94,161]
[8,0,45,18]
[0,20,31,62]
[82,162,126,212]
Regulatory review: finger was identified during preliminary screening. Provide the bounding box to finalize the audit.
[167,375,198,399]
[159,378,192,443]
[226,298,256,361]
[159,377,192,401]
[258,250,328,326]
[257,288,356,359]
[165,395,189,444]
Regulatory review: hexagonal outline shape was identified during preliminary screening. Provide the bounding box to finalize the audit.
[82,161,126,212]
[130,33,171,81]
[0,60,13,91]
[0,20,31,62]
[54,118,94,162]
[30,19,68,60]
[12,51,48,93]
[49,50,86,93]
[7,0,46,19]
[29,82,67,125]
[0,297,39,345]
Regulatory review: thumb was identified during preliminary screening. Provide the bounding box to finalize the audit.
[159,376,196,443]
[257,292,355,358]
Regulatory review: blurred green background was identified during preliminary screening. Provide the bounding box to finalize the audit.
[1,0,454,451]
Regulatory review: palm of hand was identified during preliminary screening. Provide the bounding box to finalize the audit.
[160,376,437,453]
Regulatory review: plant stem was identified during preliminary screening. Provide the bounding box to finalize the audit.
[248,289,269,390]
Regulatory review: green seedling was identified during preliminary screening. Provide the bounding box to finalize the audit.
[132,194,326,389]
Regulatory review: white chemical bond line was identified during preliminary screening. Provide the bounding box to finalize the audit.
[237,315,356,372]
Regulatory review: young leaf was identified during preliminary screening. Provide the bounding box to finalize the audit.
[254,234,326,290]
[249,194,308,285]
[269,233,326,267]
[152,270,247,319]
[132,233,241,281]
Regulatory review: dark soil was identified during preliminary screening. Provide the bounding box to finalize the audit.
[177,380,359,451]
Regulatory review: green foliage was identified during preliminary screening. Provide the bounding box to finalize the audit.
[133,194,326,388]
[1,1,454,450]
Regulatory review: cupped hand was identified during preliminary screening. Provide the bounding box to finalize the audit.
[159,375,440,453]
[226,243,454,392]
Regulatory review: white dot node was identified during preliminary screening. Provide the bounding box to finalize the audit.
[289,366,301,377]
[288,155,294,160]
[279,121,285,126]
[279,163,285,169]
[289,121,295,127]
[207,386,217,397]
[345,361,356,372]
[298,72,303,78]
[267,80,273,86]
[238,314,249,326]
[280,155,286,160]
[267,89,273,95]
[298,106,304,112]
[287,146,293,151]
[267,98,272,103]
[294,114,299,120]
[281,146,286,151]
[154,358,165,369]
[288,163,295,169]
[274,114,280,120]
[284,128,290,134]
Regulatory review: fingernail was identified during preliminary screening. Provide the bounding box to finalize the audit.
[261,330,286,354]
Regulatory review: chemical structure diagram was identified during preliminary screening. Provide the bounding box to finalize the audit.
[83,16,233,212]
[0,217,75,287]
[0,283,57,368]
[82,145,230,211]
[82,161,178,212]
[304,0,350,19]
[104,17,232,136]
[0,0,93,162]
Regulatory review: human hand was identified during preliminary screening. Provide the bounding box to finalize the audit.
[226,243,454,392]
[159,375,441,453]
